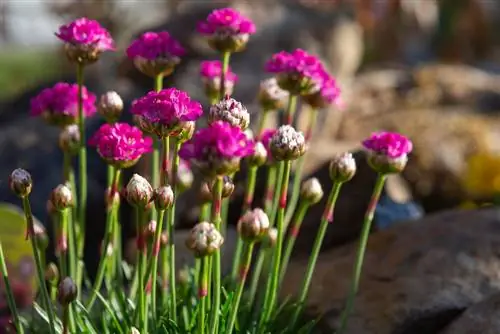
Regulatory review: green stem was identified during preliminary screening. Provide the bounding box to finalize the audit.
[337,174,387,334]
[230,166,258,282]
[86,168,121,310]
[247,248,268,307]
[199,256,209,333]
[200,203,211,222]
[22,197,56,334]
[0,241,24,334]
[136,206,147,332]
[257,112,268,140]
[284,108,317,227]
[269,162,285,226]
[290,182,343,328]
[279,201,309,286]
[62,306,69,334]
[76,62,87,293]
[59,209,68,278]
[67,208,77,281]
[209,177,223,334]
[285,94,298,125]
[264,166,277,214]
[145,208,165,322]
[226,242,255,334]
[159,135,170,308]
[151,74,163,221]
[260,160,291,327]
[219,51,231,100]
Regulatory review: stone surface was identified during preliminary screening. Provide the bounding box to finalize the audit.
[280,208,500,334]
[440,294,500,334]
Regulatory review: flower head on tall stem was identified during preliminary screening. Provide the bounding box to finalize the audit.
[131,88,203,138]
[179,121,254,177]
[300,177,324,204]
[329,152,357,183]
[197,7,256,53]
[30,82,96,127]
[303,70,342,109]
[208,95,250,130]
[125,174,154,208]
[258,77,289,111]
[265,49,324,95]
[362,132,413,174]
[9,169,32,198]
[51,183,74,211]
[200,60,238,100]
[185,221,224,257]
[237,208,270,242]
[126,31,185,78]
[270,125,306,161]
[59,125,81,155]
[98,91,123,123]
[56,18,114,65]
[89,123,152,169]
[57,277,77,306]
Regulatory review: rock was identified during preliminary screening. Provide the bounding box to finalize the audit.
[440,294,500,334]
[280,208,500,334]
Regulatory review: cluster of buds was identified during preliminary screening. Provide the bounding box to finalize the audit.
[270,125,306,161]
[208,95,250,131]
[185,222,224,257]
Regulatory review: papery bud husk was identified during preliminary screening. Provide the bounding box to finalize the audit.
[64,43,102,65]
[133,56,180,78]
[51,183,73,211]
[329,152,356,183]
[209,175,234,199]
[208,33,249,53]
[175,163,194,193]
[9,168,32,198]
[33,220,49,250]
[261,227,278,248]
[237,208,270,241]
[154,186,174,210]
[199,182,213,204]
[45,263,59,283]
[126,174,153,208]
[246,141,267,167]
[185,221,224,257]
[98,91,124,123]
[177,121,196,143]
[59,124,80,155]
[300,177,324,204]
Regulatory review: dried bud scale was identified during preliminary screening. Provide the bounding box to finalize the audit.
[258,78,289,111]
[262,228,278,248]
[45,263,59,283]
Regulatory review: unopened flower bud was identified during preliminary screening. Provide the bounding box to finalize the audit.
[237,208,270,241]
[329,153,356,183]
[57,277,77,306]
[270,125,306,161]
[262,227,278,248]
[33,221,49,250]
[154,186,174,210]
[208,96,250,130]
[209,176,234,199]
[98,91,123,123]
[143,220,157,240]
[247,141,267,167]
[300,178,324,204]
[58,125,80,155]
[45,263,59,283]
[177,121,196,143]
[51,183,73,210]
[185,222,224,257]
[126,174,153,208]
[258,78,289,111]
[46,199,56,216]
[175,161,193,193]
[9,168,32,198]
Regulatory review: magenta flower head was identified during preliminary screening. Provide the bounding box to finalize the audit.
[126,31,185,78]
[179,121,254,177]
[131,88,203,138]
[362,131,413,174]
[200,60,238,101]
[30,82,96,127]
[89,122,152,169]
[56,17,114,65]
[197,7,256,53]
[303,70,342,109]
[265,49,324,96]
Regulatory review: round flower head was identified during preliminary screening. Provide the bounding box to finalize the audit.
[200,60,238,101]
[362,131,413,174]
[185,221,224,257]
[59,125,80,155]
[98,91,123,123]
[270,125,306,161]
[56,17,114,65]
[131,88,203,138]
[300,177,324,204]
[265,49,324,95]
[260,128,277,164]
[208,95,250,130]
[237,208,270,241]
[303,70,342,109]
[258,77,289,111]
[30,82,96,127]
[246,141,267,167]
[9,168,32,198]
[89,123,152,169]
[179,121,254,177]
[126,31,185,78]
[197,7,256,53]
[329,153,356,183]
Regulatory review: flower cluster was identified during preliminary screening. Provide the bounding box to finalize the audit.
[362,131,413,173]
[179,121,254,176]
[260,128,277,162]
[30,82,96,127]
[197,7,256,52]
[56,18,114,64]
[89,123,152,169]
[208,95,249,130]
[200,60,238,99]
[131,88,203,138]
[127,31,185,77]
[303,71,342,109]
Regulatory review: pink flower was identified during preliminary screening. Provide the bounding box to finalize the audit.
[200,60,238,82]
[30,82,96,127]
[304,70,342,108]
[131,88,203,138]
[265,49,325,95]
[197,7,256,53]
[179,121,254,176]
[56,17,114,50]
[89,123,152,168]
[362,132,412,159]
[259,128,277,159]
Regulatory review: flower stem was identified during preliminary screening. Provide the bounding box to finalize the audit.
[230,166,258,282]
[279,200,309,286]
[166,140,181,321]
[226,241,255,334]
[257,112,268,140]
[285,94,298,125]
[198,256,209,333]
[62,305,69,334]
[86,168,121,310]
[290,182,343,328]
[145,208,165,321]
[59,208,69,278]
[219,51,231,100]
[337,174,386,334]
[22,196,56,334]
[151,73,164,221]
[260,160,292,327]
[76,62,87,293]
[209,176,223,334]
[160,136,170,306]
[264,165,277,214]
[0,241,24,334]
[136,206,147,332]
[284,108,318,226]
